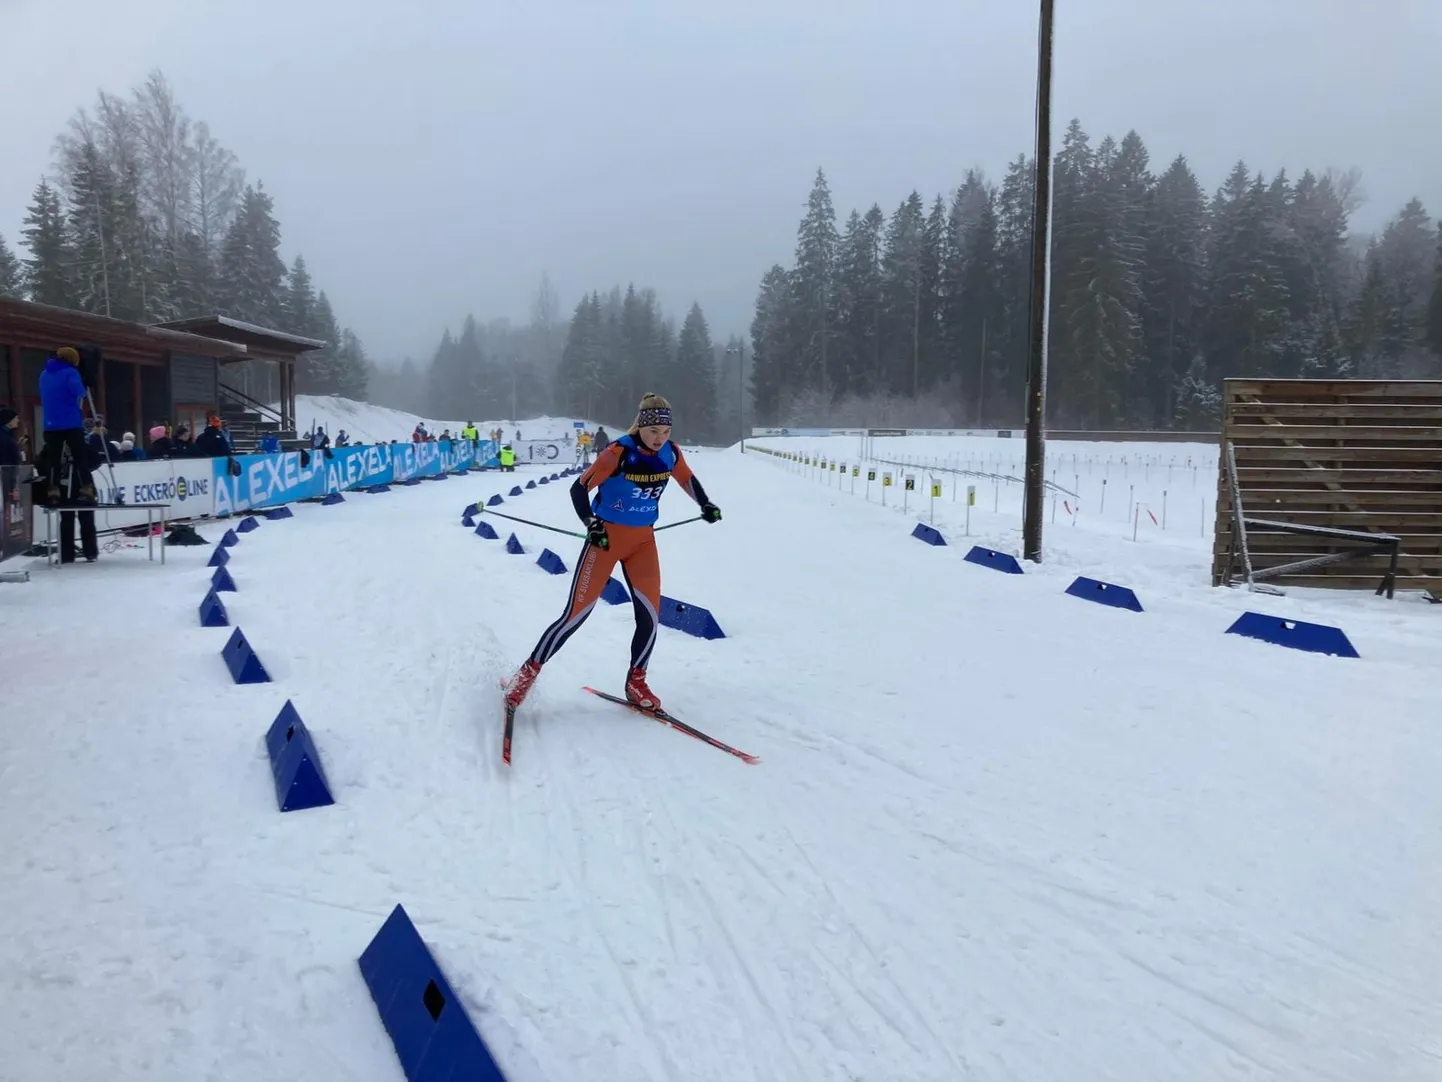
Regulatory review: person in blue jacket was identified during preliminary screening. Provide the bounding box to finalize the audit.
[38,347,95,501]
[504,392,721,715]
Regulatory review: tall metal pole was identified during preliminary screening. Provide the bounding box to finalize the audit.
[728,344,746,451]
[1022,0,1055,563]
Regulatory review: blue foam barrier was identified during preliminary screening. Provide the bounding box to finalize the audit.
[509,485,523,496]
[487,494,504,506]
[237,516,260,533]
[659,595,726,640]
[600,578,630,606]
[538,476,550,485]
[462,512,476,528]
[536,548,567,574]
[525,480,536,490]
[322,492,345,505]
[367,484,391,494]
[220,528,240,548]
[911,523,946,546]
[358,904,507,1082]
[211,565,237,592]
[264,701,335,812]
[266,505,294,520]
[1225,611,1359,658]
[198,588,229,627]
[505,533,524,554]
[208,546,230,568]
[548,474,558,482]
[221,627,271,684]
[1065,576,1143,612]
[963,546,1024,574]
[474,521,499,540]
[463,503,479,516]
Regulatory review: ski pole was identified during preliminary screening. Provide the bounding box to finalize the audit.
[478,507,585,539]
[655,515,704,531]
[479,507,705,537]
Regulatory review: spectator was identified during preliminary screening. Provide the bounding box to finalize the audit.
[195,414,231,457]
[147,424,174,458]
[335,429,350,447]
[117,432,146,461]
[594,426,609,453]
[171,424,194,455]
[39,346,95,501]
[258,433,281,454]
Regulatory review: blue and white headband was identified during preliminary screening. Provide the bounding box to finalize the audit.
[637,407,672,428]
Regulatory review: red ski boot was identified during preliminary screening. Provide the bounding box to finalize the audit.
[624,667,663,713]
[504,659,542,710]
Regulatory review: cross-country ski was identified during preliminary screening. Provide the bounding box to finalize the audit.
[582,686,759,764]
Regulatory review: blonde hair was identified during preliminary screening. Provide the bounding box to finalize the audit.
[628,392,672,436]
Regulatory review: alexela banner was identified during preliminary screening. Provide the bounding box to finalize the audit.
[33,438,500,541]
[213,439,497,514]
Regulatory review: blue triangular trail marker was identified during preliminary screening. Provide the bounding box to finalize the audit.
[221,628,271,684]
[199,589,229,627]
[1225,611,1358,658]
[264,701,335,812]
[1065,576,1143,612]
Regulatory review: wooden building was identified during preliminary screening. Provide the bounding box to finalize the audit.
[0,299,323,447]
[155,315,325,434]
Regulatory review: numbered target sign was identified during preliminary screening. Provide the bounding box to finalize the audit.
[883,472,893,487]
[904,476,915,491]
[867,469,877,482]
[852,466,860,477]
[930,481,942,498]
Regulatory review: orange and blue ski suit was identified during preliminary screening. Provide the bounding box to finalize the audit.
[527,435,712,671]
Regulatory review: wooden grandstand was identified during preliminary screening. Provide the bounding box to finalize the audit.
[1212,378,1442,598]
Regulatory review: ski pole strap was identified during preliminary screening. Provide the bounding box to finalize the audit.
[478,506,586,539]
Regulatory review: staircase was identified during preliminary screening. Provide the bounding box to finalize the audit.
[217,387,303,453]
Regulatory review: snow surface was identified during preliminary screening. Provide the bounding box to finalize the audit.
[2,436,1441,1081]
[291,394,597,445]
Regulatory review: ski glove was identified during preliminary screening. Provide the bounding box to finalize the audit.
[700,503,722,524]
[585,516,610,550]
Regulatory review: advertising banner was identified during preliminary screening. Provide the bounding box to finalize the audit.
[25,440,493,540]
[513,439,569,465]
[1,465,33,563]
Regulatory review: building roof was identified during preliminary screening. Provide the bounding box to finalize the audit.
[0,297,249,359]
[156,315,327,354]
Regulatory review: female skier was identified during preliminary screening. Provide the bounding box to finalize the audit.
[504,393,721,714]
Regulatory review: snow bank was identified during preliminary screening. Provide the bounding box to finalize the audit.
[289,395,602,445]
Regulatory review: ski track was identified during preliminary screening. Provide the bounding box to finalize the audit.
[4,445,1442,1081]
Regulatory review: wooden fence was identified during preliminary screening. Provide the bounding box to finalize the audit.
[1212,378,1442,594]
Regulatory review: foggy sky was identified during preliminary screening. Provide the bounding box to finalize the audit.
[4,0,1439,361]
